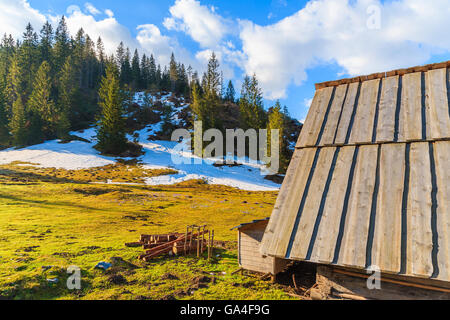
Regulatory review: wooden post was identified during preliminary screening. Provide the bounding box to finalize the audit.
[196,226,200,258]
[207,230,211,261]
[188,225,193,254]
[210,230,214,258]
[184,226,188,255]
[200,225,205,255]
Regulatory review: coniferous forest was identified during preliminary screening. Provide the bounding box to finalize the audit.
[0,17,301,171]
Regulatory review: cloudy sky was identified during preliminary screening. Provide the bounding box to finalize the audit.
[1,0,450,121]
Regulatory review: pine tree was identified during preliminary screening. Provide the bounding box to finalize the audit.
[148,54,157,88]
[39,21,53,65]
[239,74,266,130]
[9,96,28,146]
[267,101,288,171]
[116,42,125,70]
[19,23,39,97]
[0,34,15,83]
[169,53,178,92]
[202,52,221,97]
[131,49,141,90]
[0,79,10,147]
[28,61,57,137]
[120,47,132,85]
[5,53,22,112]
[57,56,77,139]
[224,80,235,102]
[96,64,127,155]
[53,16,70,72]
[140,54,149,89]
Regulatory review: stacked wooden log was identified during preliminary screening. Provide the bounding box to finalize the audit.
[126,226,215,262]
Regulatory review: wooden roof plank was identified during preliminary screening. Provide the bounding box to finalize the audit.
[260,148,303,255]
[262,148,318,257]
[295,87,334,148]
[337,145,378,269]
[433,141,450,281]
[371,143,405,274]
[398,72,424,142]
[319,84,348,146]
[334,82,360,145]
[406,142,434,278]
[425,69,450,140]
[349,79,381,144]
[376,76,399,143]
[309,146,356,264]
[288,147,337,259]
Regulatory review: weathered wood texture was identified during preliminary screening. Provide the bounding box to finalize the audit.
[261,148,317,258]
[238,221,289,274]
[337,145,378,269]
[296,68,450,148]
[434,141,450,281]
[316,266,450,300]
[375,76,399,143]
[348,79,380,144]
[264,65,450,287]
[296,87,334,147]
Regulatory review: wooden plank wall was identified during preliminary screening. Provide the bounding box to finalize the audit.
[239,222,289,274]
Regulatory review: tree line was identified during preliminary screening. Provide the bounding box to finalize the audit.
[0,17,193,149]
[0,17,298,171]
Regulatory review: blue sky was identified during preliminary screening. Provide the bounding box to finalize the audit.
[2,0,450,121]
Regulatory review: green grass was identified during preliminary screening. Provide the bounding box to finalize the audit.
[0,163,293,300]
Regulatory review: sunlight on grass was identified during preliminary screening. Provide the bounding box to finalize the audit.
[0,164,291,300]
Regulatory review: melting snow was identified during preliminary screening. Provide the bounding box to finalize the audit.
[0,126,280,191]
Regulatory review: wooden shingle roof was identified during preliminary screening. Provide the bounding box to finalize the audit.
[260,62,450,282]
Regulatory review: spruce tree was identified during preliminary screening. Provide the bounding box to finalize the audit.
[28,61,56,137]
[54,16,70,72]
[169,53,178,92]
[202,52,221,97]
[0,34,15,83]
[5,54,22,112]
[131,49,141,90]
[267,101,288,171]
[96,64,127,155]
[148,54,157,89]
[39,21,53,65]
[96,37,105,76]
[224,80,235,102]
[0,79,10,147]
[239,74,266,130]
[57,56,77,139]
[9,96,28,147]
[19,23,39,97]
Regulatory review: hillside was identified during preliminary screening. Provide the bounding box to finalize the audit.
[0,92,293,191]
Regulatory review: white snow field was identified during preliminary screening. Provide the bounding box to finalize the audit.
[0,126,280,191]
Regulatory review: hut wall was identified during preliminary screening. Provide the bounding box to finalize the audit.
[238,222,289,274]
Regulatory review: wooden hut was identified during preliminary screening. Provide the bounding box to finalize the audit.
[260,61,450,299]
[232,218,289,276]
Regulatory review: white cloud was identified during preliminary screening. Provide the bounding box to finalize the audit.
[104,9,114,18]
[0,0,47,38]
[303,98,313,109]
[84,3,101,15]
[136,24,176,66]
[163,0,230,48]
[65,10,139,54]
[239,0,450,99]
